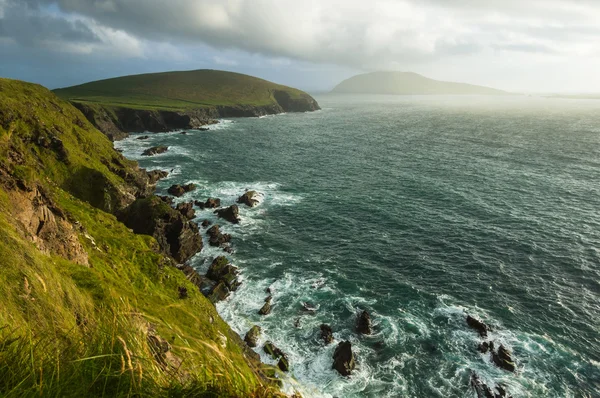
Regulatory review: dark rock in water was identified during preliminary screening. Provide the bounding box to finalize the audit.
[294,318,301,328]
[320,324,334,345]
[478,341,494,354]
[332,341,355,376]
[147,169,169,184]
[357,310,372,335]
[237,190,260,207]
[301,301,319,313]
[206,224,232,248]
[223,245,234,254]
[180,131,188,134]
[206,256,241,291]
[277,356,290,372]
[178,264,215,296]
[198,127,209,131]
[264,295,272,303]
[215,204,240,224]
[201,219,211,228]
[142,145,168,156]
[207,281,230,303]
[492,345,516,372]
[178,286,188,299]
[175,202,195,219]
[467,315,490,338]
[117,196,202,263]
[136,135,149,140]
[266,286,273,295]
[264,341,285,359]
[167,183,196,197]
[244,325,261,348]
[195,197,221,209]
[259,296,272,315]
[470,372,513,398]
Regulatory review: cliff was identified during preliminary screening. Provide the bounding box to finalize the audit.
[332,71,507,95]
[54,69,320,140]
[0,77,284,397]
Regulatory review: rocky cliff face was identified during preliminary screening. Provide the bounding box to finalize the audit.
[72,90,320,140]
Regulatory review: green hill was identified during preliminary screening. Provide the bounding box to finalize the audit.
[332,71,507,95]
[0,78,284,397]
[54,69,319,111]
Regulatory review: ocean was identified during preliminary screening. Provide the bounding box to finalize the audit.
[115,94,600,397]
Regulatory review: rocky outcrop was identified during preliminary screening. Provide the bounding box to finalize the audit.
[142,145,168,156]
[117,196,202,263]
[237,190,260,207]
[147,170,169,184]
[244,325,261,348]
[492,345,516,372]
[332,341,355,376]
[168,183,196,197]
[467,316,490,338]
[178,264,215,296]
[195,197,221,209]
[204,256,241,303]
[175,202,195,219]
[471,373,513,398]
[215,205,241,224]
[206,224,232,248]
[357,310,372,335]
[320,324,334,345]
[258,296,273,315]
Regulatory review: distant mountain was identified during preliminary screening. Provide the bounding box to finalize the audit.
[331,71,507,95]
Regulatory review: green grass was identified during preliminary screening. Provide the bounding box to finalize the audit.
[0,78,285,397]
[53,69,312,111]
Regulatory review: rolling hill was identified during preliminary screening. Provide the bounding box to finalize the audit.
[332,71,507,95]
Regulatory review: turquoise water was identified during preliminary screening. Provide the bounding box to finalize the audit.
[116,95,600,397]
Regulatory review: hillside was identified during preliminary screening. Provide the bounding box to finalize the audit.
[331,71,507,95]
[54,70,320,140]
[0,78,285,397]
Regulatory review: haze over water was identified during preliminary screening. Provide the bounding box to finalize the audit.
[116,95,600,397]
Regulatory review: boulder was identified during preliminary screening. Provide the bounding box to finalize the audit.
[320,324,334,345]
[478,341,494,354]
[201,219,211,228]
[263,341,285,359]
[244,325,261,348]
[357,310,372,335]
[492,345,516,372]
[470,372,512,398]
[142,145,168,156]
[215,204,240,224]
[194,197,221,209]
[277,356,290,372]
[207,282,230,304]
[259,296,272,315]
[467,316,490,338]
[168,183,196,197]
[175,202,195,219]
[136,135,149,140]
[206,224,232,248]
[332,341,355,376]
[206,256,241,291]
[237,190,260,207]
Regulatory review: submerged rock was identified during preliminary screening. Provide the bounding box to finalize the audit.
[142,145,168,156]
[492,345,516,372]
[320,324,334,344]
[215,204,240,224]
[332,341,355,376]
[301,301,319,313]
[357,310,372,335]
[244,325,261,348]
[467,315,490,338]
[237,190,260,207]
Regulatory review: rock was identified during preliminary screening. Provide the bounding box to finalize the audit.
[180,131,188,134]
[178,286,188,299]
[320,324,334,344]
[142,145,168,156]
[478,341,494,354]
[244,325,261,348]
[237,190,260,207]
[206,256,241,291]
[206,224,232,248]
[259,296,272,315]
[147,169,169,184]
[167,183,196,197]
[204,198,221,208]
[467,316,490,338]
[471,372,513,398]
[264,295,272,302]
[207,281,230,303]
[198,127,210,131]
[117,196,202,263]
[157,195,174,205]
[357,310,372,335]
[332,341,355,376]
[178,264,215,296]
[136,135,149,140]
[201,219,211,228]
[301,301,319,313]
[215,204,240,224]
[175,202,195,219]
[277,356,290,372]
[263,341,285,359]
[492,345,516,372]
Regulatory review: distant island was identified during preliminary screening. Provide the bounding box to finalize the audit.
[54,69,320,140]
[331,71,507,95]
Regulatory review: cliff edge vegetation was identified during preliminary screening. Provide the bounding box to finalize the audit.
[0,77,284,397]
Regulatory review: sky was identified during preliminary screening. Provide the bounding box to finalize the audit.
[1,0,599,93]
